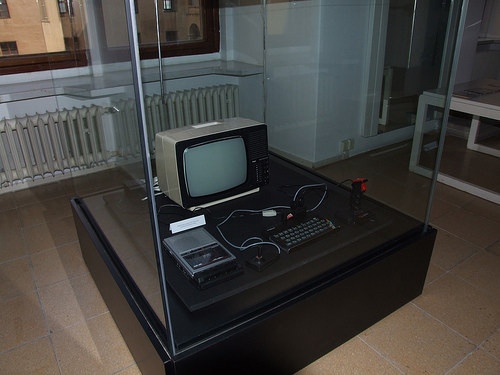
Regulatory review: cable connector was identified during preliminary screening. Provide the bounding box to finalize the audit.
[262,209,277,217]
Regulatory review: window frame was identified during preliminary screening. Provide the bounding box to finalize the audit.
[0,51,88,75]
[0,0,10,19]
[0,41,18,56]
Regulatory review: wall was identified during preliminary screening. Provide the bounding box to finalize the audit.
[264,0,416,167]
[265,0,321,163]
[315,1,374,163]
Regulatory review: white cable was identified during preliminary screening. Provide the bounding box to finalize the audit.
[292,183,328,212]
[216,205,290,254]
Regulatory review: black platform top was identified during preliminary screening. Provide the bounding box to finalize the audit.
[152,154,422,349]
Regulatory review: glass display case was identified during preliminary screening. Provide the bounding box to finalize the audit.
[68,1,468,374]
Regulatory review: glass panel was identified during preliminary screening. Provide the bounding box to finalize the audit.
[136,0,205,45]
[3,0,463,361]
[142,0,464,356]
[49,0,169,348]
[0,0,86,57]
[0,0,87,72]
[155,0,267,354]
[377,0,452,134]
[265,0,463,224]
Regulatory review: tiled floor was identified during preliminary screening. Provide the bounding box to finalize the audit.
[0,141,499,374]
[0,174,141,375]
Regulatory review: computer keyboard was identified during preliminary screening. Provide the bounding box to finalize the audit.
[267,216,339,253]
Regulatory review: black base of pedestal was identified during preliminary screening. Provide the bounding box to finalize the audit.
[174,227,436,375]
[73,196,435,375]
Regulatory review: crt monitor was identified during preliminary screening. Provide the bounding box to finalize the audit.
[155,117,270,209]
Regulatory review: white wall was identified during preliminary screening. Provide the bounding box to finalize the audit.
[315,1,374,163]
[265,0,321,163]
[264,0,413,166]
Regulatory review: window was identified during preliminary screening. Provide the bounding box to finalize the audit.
[1,41,18,56]
[0,0,87,74]
[0,0,10,18]
[39,0,49,22]
[163,0,175,12]
[0,0,219,75]
[166,31,178,42]
[58,0,74,16]
[189,24,200,40]
[99,0,219,62]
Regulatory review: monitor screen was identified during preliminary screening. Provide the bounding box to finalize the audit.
[183,137,247,198]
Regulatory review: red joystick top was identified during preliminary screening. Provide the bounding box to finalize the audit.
[352,178,368,192]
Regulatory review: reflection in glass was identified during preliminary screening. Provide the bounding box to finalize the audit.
[379,0,451,133]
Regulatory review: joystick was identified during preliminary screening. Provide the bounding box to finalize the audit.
[246,245,279,272]
[336,178,373,224]
[351,178,367,213]
[350,178,372,223]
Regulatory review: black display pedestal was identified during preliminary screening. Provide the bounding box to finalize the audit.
[71,155,436,375]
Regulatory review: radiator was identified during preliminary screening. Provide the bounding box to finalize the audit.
[144,84,240,150]
[0,84,239,188]
[0,106,109,187]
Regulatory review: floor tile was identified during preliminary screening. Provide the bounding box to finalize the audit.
[429,197,460,221]
[451,250,500,298]
[0,257,36,301]
[87,168,130,189]
[24,216,77,254]
[52,313,135,375]
[433,183,476,207]
[0,228,27,263]
[447,349,500,375]
[31,242,87,288]
[425,263,445,285]
[486,240,500,256]
[64,175,94,197]
[0,191,16,212]
[117,365,143,375]
[463,196,500,223]
[414,273,500,345]
[359,303,475,374]
[23,222,58,254]
[296,336,401,375]
[431,207,500,248]
[0,291,48,352]
[13,181,70,207]
[69,272,109,320]
[38,279,87,332]
[430,230,481,271]
[440,136,500,193]
[18,195,73,228]
[38,273,108,335]
[481,330,500,360]
[0,208,22,233]
[0,337,59,375]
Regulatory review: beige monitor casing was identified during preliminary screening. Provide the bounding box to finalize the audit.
[155,117,265,209]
